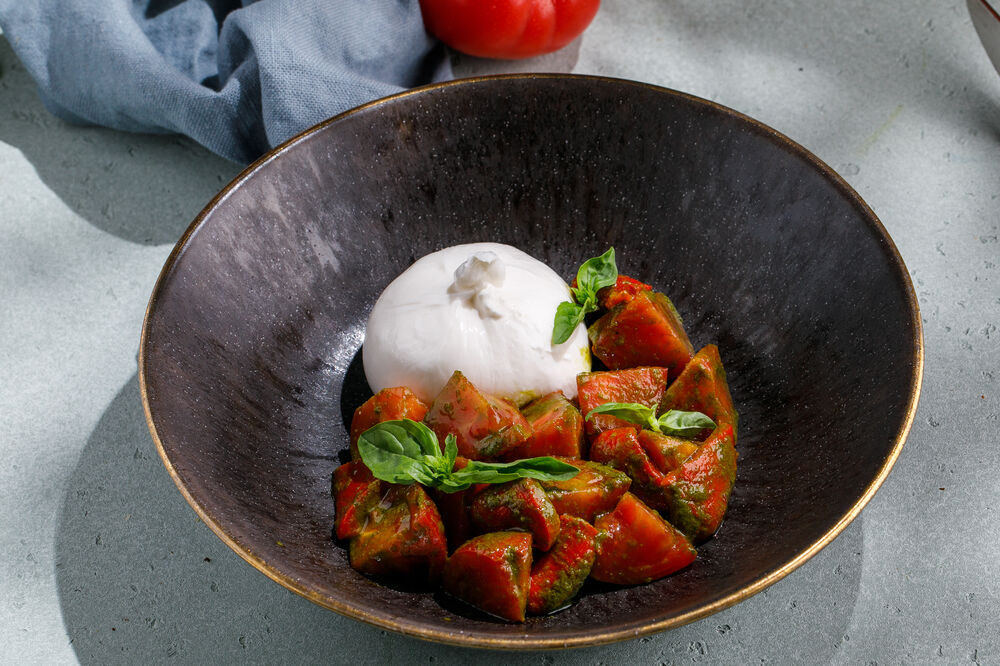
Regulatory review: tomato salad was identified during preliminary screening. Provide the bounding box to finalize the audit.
[331,249,737,622]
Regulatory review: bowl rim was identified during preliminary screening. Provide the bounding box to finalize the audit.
[138,73,924,650]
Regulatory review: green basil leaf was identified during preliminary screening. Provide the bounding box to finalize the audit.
[357,442,436,485]
[357,420,441,485]
[553,248,618,344]
[410,419,444,457]
[431,476,472,494]
[584,401,656,429]
[453,457,579,485]
[512,457,581,478]
[657,410,716,437]
[575,247,618,295]
[357,420,579,491]
[443,433,458,471]
[552,300,586,344]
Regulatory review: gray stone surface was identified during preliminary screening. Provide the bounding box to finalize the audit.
[1,0,998,663]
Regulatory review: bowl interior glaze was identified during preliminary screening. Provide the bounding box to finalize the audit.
[140,75,922,649]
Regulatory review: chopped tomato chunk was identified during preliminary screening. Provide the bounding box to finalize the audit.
[468,478,561,551]
[590,493,696,584]
[577,367,669,440]
[528,515,598,615]
[596,274,652,310]
[443,532,533,622]
[424,371,530,460]
[637,430,699,474]
[348,484,448,583]
[331,461,383,540]
[504,391,584,460]
[659,344,738,434]
[589,427,668,511]
[588,291,694,376]
[349,387,429,460]
[659,424,737,542]
[537,457,631,523]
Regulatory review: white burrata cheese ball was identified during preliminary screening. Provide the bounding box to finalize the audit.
[363,243,591,404]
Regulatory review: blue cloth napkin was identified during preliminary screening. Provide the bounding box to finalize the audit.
[0,0,452,163]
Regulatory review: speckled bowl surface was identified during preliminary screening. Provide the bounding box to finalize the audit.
[139,74,922,649]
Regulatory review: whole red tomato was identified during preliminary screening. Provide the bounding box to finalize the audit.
[419,0,601,60]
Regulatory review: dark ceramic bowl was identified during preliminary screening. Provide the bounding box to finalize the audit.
[139,75,922,649]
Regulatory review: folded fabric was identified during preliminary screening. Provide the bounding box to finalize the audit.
[0,0,452,163]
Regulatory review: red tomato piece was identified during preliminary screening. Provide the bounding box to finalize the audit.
[589,427,668,512]
[637,430,699,475]
[331,461,383,541]
[588,291,694,376]
[503,391,584,460]
[590,493,696,585]
[419,0,601,60]
[443,532,533,622]
[424,371,531,461]
[468,478,561,551]
[659,344,738,434]
[349,387,429,460]
[596,274,652,310]
[537,457,630,523]
[348,484,448,583]
[527,515,598,615]
[577,367,669,440]
[659,424,738,542]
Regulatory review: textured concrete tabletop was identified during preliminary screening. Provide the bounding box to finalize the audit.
[1,1,998,663]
